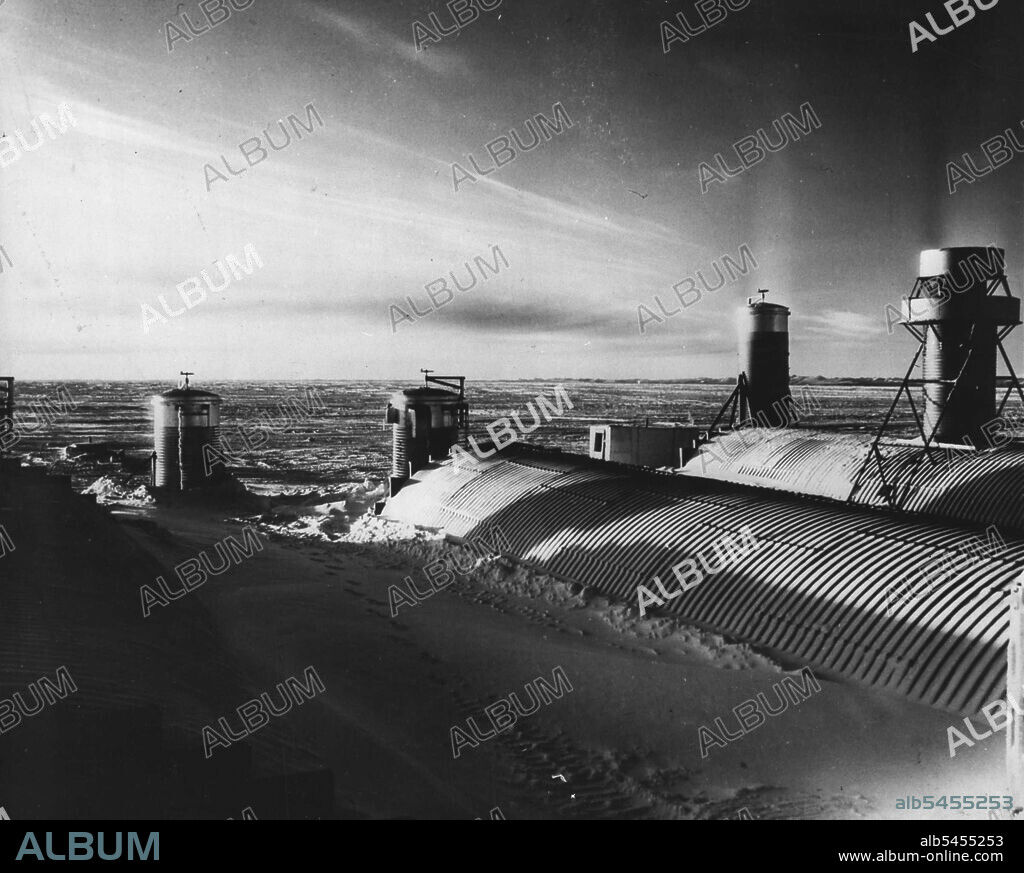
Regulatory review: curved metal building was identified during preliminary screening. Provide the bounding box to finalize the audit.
[685,428,1024,533]
[381,248,1024,718]
[383,445,1024,714]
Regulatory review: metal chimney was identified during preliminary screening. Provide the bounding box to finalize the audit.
[739,291,792,427]
[902,247,1021,446]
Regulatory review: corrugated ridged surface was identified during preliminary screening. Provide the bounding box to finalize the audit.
[851,443,1024,532]
[682,428,1024,534]
[384,447,1024,714]
[684,430,869,501]
[153,425,223,490]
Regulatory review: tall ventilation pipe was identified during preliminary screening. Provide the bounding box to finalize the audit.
[902,248,1020,446]
[739,291,792,427]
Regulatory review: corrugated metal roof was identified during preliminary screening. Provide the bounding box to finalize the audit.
[851,442,1024,532]
[682,430,870,500]
[384,447,1024,714]
[682,428,1024,534]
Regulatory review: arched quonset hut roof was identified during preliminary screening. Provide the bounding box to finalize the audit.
[384,445,1024,714]
[683,428,1024,534]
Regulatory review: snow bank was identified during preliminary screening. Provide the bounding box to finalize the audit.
[593,601,780,671]
[246,479,388,539]
[257,510,779,674]
[83,476,155,505]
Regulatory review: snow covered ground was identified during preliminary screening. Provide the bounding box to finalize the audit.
[101,485,1009,820]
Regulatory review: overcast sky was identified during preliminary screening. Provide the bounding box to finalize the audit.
[2,0,1023,380]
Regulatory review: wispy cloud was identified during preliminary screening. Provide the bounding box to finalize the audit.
[467,171,683,248]
[795,309,881,339]
[296,1,473,78]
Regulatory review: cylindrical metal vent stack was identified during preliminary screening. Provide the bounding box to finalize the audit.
[385,380,467,496]
[903,248,1020,446]
[740,300,792,427]
[151,384,225,491]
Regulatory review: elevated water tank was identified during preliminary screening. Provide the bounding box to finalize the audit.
[902,247,1021,445]
[151,374,226,491]
[385,372,467,496]
[740,293,792,428]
